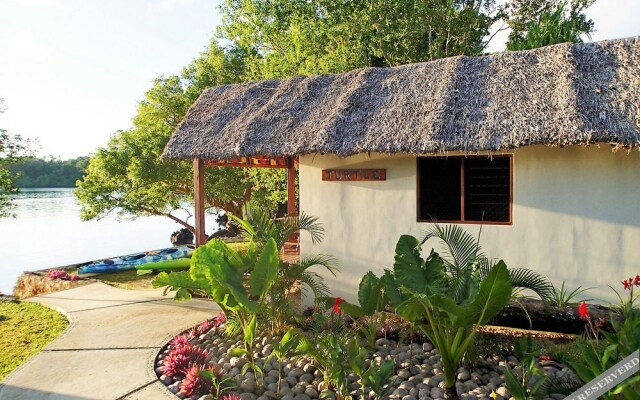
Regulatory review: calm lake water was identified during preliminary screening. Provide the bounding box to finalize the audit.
[0,188,218,294]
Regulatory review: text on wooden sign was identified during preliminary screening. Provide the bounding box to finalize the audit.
[322,169,386,181]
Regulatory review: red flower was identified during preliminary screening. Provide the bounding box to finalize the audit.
[578,301,590,320]
[634,274,640,287]
[539,355,553,362]
[333,297,343,314]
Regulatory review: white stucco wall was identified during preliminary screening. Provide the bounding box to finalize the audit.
[299,145,640,303]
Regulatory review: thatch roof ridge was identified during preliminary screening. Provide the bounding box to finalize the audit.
[163,36,640,160]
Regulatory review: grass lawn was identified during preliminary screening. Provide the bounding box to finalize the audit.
[97,269,158,290]
[0,301,68,381]
[98,241,251,290]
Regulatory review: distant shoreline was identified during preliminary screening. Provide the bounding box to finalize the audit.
[17,186,76,189]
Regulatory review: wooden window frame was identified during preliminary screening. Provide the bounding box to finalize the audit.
[416,154,513,225]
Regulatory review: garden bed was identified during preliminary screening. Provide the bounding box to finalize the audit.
[153,315,581,400]
[491,299,612,335]
[149,218,639,400]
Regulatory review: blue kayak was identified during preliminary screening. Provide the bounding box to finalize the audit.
[77,245,195,274]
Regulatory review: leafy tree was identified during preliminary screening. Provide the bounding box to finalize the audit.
[218,0,503,78]
[0,99,31,218]
[78,0,594,231]
[506,0,595,51]
[9,156,89,188]
[75,42,288,232]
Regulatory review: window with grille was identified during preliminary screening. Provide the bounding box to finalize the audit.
[417,155,512,224]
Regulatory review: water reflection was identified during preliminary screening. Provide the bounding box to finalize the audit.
[0,188,217,294]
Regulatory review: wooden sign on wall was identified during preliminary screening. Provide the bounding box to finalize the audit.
[322,169,386,181]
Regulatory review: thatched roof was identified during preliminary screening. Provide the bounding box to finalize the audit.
[163,37,640,160]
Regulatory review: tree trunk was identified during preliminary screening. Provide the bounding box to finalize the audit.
[444,385,458,399]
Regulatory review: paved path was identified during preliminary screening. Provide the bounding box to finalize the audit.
[0,282,218,400]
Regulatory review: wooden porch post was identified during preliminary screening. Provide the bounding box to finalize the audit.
[287,157,297,215]
[193,158,206,246]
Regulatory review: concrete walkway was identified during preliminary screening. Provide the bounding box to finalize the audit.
[0,282,219,400]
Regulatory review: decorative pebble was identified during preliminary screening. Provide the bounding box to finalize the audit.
[156,329,579,400]
[393,388,408,397]
[430,387,444,399]
[230,357,247,368]
[303,364,317,374]
[240,379,257,393]
[304,387,318,398]
[397,369,411,379]
[292,384,306,394]
[267,369,279,378]
[298,373,314,384]
[457,370,470,381]
[168,382,180,394]
[495,387,510,398]
[262,391,277,399]
[464,380,478,391]
[399,381,414,390]
[289,368,305,379]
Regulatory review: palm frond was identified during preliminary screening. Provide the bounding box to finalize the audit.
[421,224,485,271]
[479,259,554,303]
[223,313,243,338]
[509,268,555,303]
[242,202,279,245]
[229,211,256,243]
[298,254,340,277]
[301,270,332,300]
[296,212,325,246]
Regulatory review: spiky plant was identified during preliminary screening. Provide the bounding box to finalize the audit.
[179,364,214,397]
[212,312,227,327]
[170,334,192,348]
[160,344,209,378]
[198,319,214,335]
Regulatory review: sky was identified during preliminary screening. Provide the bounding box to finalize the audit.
[0,0,639,160]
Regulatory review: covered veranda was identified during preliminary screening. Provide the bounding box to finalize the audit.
[191,156,299,259]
